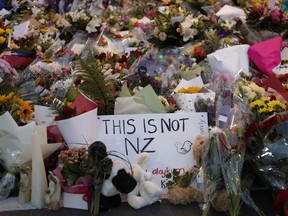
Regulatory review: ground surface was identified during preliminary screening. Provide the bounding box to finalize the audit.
[1,189,275,216]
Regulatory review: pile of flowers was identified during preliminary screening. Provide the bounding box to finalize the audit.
[1,0,288,215]
[246,4,288,34]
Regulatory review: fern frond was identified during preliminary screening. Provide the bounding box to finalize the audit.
[73,52,115,115]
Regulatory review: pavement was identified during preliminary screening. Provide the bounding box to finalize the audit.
[1,189,275,216]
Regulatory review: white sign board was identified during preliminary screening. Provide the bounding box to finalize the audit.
[96,112,208,190]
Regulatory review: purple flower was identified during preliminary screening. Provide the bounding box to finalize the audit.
[120,16,131,26]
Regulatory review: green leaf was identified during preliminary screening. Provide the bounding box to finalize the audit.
[73,51,115,115]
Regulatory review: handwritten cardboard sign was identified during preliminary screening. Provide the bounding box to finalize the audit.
[96,112,208,190]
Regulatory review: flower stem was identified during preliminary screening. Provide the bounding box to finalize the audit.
[91,180,103,216]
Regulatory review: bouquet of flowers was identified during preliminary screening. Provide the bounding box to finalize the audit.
[58,147,89,187]
[148,3,207,48]
[0,92,33,124]
[0,23,13,53]
[245,4,288,35]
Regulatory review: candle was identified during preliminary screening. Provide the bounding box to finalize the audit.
[31,130,48,208]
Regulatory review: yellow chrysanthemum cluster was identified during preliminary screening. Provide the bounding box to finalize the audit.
[0,27,13,45]
[177,86,201,94]
[249,96,287,120]
[0,92,33,123]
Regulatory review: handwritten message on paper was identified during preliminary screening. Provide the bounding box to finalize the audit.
[96,113,208,189]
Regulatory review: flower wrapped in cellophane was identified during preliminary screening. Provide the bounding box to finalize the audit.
[201,70,265,216]
[0,112,61,205]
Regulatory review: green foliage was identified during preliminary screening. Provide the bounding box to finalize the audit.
[73,52,115,115]
[165,168,180,189]
[61,164,82,187]
[228,193,242,216]
[165,168,193,189]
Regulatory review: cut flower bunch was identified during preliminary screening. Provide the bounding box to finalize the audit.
[1,0,288,215]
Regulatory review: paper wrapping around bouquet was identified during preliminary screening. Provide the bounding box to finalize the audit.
[114,85,167,114]
[0,112,62,167]
[172,92,215,112]
[216,5,246,21]
[207,44,250,79]
[248,36,282,77]
[172,77,216,112]
[272,47,288,75]
[56,108,98,148]
[34,105,56,127]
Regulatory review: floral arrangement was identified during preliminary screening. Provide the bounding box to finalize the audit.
[58,147,89,187]
[51,98,76,120]
[0,92,33,124]
[245,4,288,34]
[57,10,92,41]
[148,4,207,48]
[0,23,13,53]
[249,96,287,121]
[2,0,288,214]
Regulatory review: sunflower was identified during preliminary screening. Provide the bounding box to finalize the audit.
[0,92,14,104]
[177,86,202,94]
[17,102,33,122]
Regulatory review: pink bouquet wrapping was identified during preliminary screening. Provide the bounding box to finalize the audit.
[248,36,282,77]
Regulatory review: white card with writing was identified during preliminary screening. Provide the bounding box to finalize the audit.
[96,112,208,192]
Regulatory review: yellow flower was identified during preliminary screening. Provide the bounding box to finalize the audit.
[258,107,269,114]
[154,76,161,82]
[0,28,5,34]
[249,100,265,109]
[0,36,6,44]
[16,97,26,105]
[267,100,287,111]
[177,86,201,94]
[5,28,13,34]
[0,95,9,104]
[17,102,33,122]
[262,97,271,103]
[0,92,14,104]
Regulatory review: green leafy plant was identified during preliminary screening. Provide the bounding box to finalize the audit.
[73,52,115,115]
